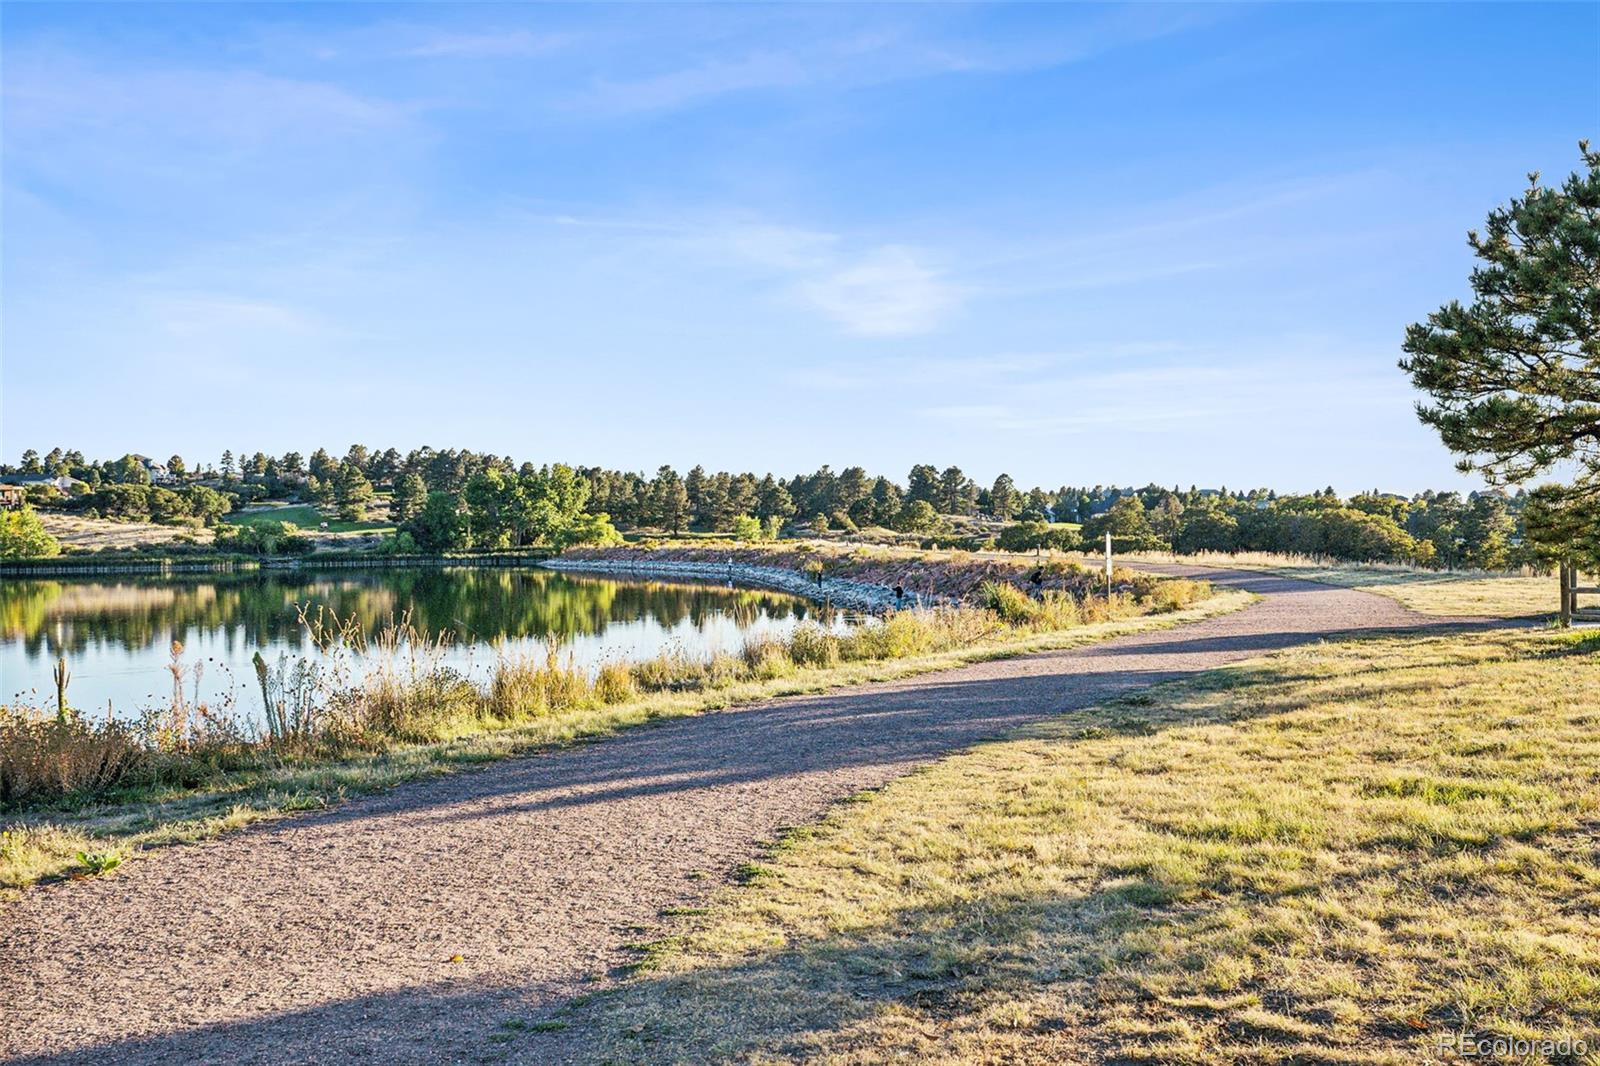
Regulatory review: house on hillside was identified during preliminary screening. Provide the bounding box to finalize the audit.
[0,474,85,494]
[130,455,173,483]
[0,484,26,510]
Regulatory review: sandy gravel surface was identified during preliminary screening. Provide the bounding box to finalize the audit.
[2,568,1462,1065]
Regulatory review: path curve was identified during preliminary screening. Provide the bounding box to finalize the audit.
[2,569,1467,1065]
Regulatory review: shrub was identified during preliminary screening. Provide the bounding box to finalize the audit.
[739,636,794,680]
[731,514,766,542]
[0,508,61,560]
[788,625,842,668]
[982,581,1044,626]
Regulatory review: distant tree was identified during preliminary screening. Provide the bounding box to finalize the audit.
[906,464,940,506]
[183,484,231,526]
[390,472,427,523]
[685,466,709,526]
[94,484,153,522]
[1149,495,1185,546]
[868,477,903,526]
[988,474,1019,520]
[404,492,470,551]
[1083,496,1159,549]
[836,466,871,517]
[148,487,190,523]
[166,455,186,479]
[220,450,236,479]
[937,466,978,515]
[106,455,151,485]
[333,464,375,522]
[1401,142,1600,556]
[464,468,518,547]
[649,466,689,535]
[896,499,943,534]
[308,448,337,482]
[0,507,60,559]
[521,464,591,544]
[996,520,1073,555]
[756,476,796,523]
[1173,509,1240,554]
[19,449,42,474]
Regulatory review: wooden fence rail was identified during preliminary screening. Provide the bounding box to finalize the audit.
[1560,563,1600,626]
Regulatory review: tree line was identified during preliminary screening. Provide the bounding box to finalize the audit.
[2,444,1545,567]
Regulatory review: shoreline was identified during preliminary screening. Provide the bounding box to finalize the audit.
[538,556,931,613]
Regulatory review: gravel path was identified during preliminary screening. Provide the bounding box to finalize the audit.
[2,568,1464,1065]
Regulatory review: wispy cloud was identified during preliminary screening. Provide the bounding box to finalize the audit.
[401,30,572,59]
[565,5,1232,115]
[793,246,958,336]
[4,54,404,144]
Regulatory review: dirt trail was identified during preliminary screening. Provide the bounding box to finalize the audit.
[2,568,1461,1065]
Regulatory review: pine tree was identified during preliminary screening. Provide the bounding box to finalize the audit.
[1402,142,1599,520]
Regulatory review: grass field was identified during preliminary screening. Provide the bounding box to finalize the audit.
[575,627,1600,1064]
[1254,565,1556,619]
[1099,551,1562,621]
[223,503,393,534]
[38,512,214,550]
[1,590,1250,896]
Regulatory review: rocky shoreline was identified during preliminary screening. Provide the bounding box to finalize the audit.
[538,556,939,613]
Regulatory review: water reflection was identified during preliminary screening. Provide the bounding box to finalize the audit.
[0,567,834,717]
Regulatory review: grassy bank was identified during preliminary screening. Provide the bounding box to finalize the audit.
[1,578,1234,897]
[567,627,1600,1064]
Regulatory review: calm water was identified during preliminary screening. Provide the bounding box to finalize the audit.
[0,566,841,722]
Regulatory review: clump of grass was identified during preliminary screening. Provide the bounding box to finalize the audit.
[594,661,638,704]
[0,711,141,807]
[1,824,98,893]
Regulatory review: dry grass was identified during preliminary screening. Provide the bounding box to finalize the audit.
[577,628,1600,1064]
[1,586,1247,895]
[1102,550,1562,620]
[38,512,214,550]
[0,712,141,807]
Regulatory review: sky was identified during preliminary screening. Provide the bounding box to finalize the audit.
[2,2,1596,494]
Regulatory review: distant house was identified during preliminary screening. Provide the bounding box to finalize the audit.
[129,455,173,483]
[0,474,84,494]
[0,484,26,510]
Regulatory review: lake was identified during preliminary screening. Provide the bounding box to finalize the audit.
[0,566,842,724]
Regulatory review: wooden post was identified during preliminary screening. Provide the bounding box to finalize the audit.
[1560,562,1572,627]
[1104,531,1113,599]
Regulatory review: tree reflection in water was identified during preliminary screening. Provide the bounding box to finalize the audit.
[0,568,836,718]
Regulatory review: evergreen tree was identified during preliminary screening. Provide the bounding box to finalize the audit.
[1402,142,1600,532]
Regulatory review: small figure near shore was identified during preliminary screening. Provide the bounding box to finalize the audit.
[893,584,905,608]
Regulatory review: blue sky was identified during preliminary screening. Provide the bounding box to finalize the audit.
[3,2,1596,492]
